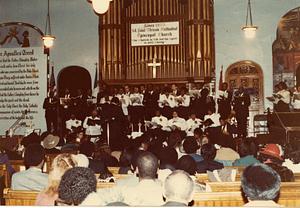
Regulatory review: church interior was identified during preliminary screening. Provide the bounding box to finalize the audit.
[0,0,300,206]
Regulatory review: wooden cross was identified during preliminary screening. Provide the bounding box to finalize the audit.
[147,58,161,79]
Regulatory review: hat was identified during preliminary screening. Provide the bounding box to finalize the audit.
[259,144,283,161]
[43,134,60,149]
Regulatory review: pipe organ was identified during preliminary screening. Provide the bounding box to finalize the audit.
[99,0,215,85]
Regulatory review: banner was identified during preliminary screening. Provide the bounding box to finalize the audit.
[0,23,47,135]
[131,21,179,46]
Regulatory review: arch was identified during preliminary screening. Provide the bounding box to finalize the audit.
[225,60,264,113]
[57,66,92,97]
[272,7,300,89]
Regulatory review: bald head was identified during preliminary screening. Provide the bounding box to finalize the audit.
[136,151,158,180]
[163,170,194,205]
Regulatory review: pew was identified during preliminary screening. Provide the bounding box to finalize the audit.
[192,191,300,207]
[3,188,38,206]
[207,181,300,192]
[108,167,120,175]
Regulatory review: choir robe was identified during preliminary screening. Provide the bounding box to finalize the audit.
[65,119,82,132]
[83,116,102,137]
[116,93,131,116]
[167,117,187,131]
[158,94,176,119]
[276,89,291,112]
[129,93,145,124]
[186,118,202,136]
[175,94,191,120]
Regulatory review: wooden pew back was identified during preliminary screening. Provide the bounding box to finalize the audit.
[3,188,38,206]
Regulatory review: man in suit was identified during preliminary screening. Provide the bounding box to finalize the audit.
[43,90,58,133]
[144,84,159,120]
[217,82,233,119]
[11,144,48,191]
[163,170,194,206]
[232,86,251,137]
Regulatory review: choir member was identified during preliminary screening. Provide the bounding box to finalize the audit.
[83,109,102,143]
[275,81,291,112]
[186,112,202,136]
[116,87,131,117]
[65,113,82,132]
[96,83,109,104]
[168,111,187,132]
[204,107,221,127]
[129,86,145,124]
[43,91,58,133]
[192,87,215,120]
[158,87,176,119]
[150,109,169,129]
[176,87,191,120]
[232,86,251,137]
[217,82,233,119]
[171,83,179,96]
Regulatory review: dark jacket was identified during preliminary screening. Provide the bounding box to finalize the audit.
[88,158,107,174]
[267,163,295,182]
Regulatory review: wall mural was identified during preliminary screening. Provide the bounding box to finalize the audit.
[273,7,300,89]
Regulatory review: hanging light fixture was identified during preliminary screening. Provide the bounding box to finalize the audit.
[87,0,113,15]
[241,0,258,39]
[42,0,55,48]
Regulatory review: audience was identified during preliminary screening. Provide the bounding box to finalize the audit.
[197,143,224,173]
[214,144,240,166]
[163,170,194,206]
[11,144,48,191]
[241,163,281,207]
[158,146,178,171]
[35,153,78,205]
[57,167,98,206]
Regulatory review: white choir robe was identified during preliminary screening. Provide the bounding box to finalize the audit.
[204,113,221,127]
[186,118,202,136]
[168,117,187,131]
[158,94,176,108]
[83,116,102,136]
[175,94,191,107]
[130,93,144,106]
[117,94,131,116]
[151,115,169,129]
[293,92,300,110]
[65,119,82,131]
[277,89,291,104]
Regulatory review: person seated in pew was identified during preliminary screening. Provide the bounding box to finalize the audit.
[0,147,15,176]
[197,143,224,173]
[258,143,294,182]
[79,141,107,174]
[182,137,203,163]
[11,144,48,191]
[241,163,281,207]
[158,146,178,171]
[57,167,99,206]
[233,139,260,167]
[214,143,240,167]
[94,144,119,167]
[163,170,195,207]
[35,153,78,206]
[118,147,136,174]
[203,107,221,127]
[149,109,169,129]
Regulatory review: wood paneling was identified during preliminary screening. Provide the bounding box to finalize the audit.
[99,0,215,84]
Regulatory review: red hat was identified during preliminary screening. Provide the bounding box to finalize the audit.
[259,144,283,161]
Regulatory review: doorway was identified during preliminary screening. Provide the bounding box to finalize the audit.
[57,66,92,96]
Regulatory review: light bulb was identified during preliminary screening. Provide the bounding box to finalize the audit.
[92,0,111,14]
[43,35,56,48]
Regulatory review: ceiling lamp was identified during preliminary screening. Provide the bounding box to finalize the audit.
[88,0,113,15]
[241,0,258,39]
[42,0,55,48]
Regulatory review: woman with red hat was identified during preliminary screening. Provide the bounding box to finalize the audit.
[258,144,295,182]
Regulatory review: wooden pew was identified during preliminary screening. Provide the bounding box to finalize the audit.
[0,164,9,188]
[193,191,300,207]
[3,188,38,206]
[207,181,300,192]
[108,167,120,175]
